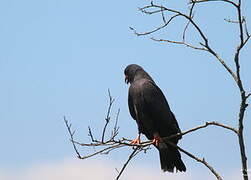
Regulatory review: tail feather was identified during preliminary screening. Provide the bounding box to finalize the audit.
[158,142,186,172]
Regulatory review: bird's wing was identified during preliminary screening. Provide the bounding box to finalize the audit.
[128,91,136,120]
[141,80,181,136]
[128,84,147,134]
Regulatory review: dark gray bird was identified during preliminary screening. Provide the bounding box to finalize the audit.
[124,64,186,172]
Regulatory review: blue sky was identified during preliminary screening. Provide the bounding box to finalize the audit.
[0,0,250,179]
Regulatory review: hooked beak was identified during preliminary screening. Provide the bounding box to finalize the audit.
[125,75,129,84]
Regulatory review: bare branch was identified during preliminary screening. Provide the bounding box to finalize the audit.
[166,141,223,180]
[151,37,208,51]
[243,18,250,38]
[129,14,180,36]
[182,20,191,42]
[141,121,238,144]
[161,6,166,24]
[139,4,208,43]
[64,117,82,159]
[190,0,238,7]
[182,3,195,42]
[116,147,140,180]
[111,109,120,140]
[83,144,124,159]
[224,18,240,24]
[101,89,115,142]
[136,3,239,84]
[176,121,238,137]
[205,48,238,83]
[237,1,244,45]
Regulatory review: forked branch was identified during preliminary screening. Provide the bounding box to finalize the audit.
[131,2,238,83]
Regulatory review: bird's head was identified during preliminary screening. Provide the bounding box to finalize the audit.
[124,64,144,84]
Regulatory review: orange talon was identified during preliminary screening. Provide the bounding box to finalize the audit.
[130,134,141,145]
[153,133,162,147]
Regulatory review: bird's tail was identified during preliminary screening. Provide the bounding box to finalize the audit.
[158,142,186,172]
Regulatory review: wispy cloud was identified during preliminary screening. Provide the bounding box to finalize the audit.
[0,158,242,180]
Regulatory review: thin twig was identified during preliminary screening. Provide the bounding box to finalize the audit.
[116,147,140,180]
[130,14,180,36]
[190,0,238,7]
[111,108,120,140]
[224,18,239,24]
[243,18,250,38]
[64,117,82,159]
[179,121,238,135]
[88,126,96,142]
[101,89,115,142]
[182,2,194,42]
[161,6,166,24]
[237,1,244,45]
[182,20,191,42]
[151,37,208,51]
[142,121,238,145]
[182,0,196,43]
[166,141,223,180]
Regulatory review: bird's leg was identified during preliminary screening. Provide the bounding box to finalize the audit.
[130,133,141,145]
[152,132,162,147]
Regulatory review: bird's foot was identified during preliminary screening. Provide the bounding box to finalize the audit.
[152,133,162,147]
[130,135,141,145]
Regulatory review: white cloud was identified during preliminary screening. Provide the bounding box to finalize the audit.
[0,158,243,180]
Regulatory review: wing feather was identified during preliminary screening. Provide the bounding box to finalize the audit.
[141,80,181,137]
[128,92,136,120]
